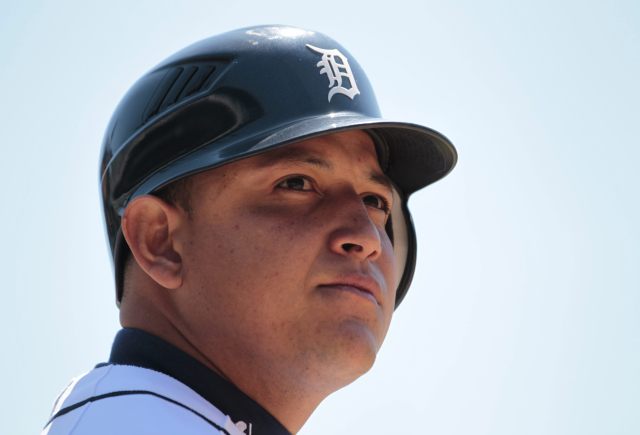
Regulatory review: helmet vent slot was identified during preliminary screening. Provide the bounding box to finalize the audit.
[144,64,219,122]
[181,64,217,97]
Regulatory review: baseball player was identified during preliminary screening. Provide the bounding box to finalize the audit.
[42,25,457,434]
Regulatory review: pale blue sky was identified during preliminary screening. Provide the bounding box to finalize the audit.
[2,1,639,434]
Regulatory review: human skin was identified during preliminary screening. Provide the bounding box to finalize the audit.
[120,129,399,432]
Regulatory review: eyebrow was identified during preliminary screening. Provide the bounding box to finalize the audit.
[255,147,333,170]
[369,172,394,192]
[254,147,394,192]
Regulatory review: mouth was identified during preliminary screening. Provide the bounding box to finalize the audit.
[318,275,382,306]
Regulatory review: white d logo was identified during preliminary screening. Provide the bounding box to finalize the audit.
[306,44,360,102]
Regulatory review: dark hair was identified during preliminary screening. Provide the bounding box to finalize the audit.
[153,177,194,216]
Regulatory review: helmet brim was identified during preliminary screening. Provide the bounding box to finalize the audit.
[129,112,457,203]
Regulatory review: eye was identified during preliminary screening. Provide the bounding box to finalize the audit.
[362,193,391,214]
[276,175,314,191]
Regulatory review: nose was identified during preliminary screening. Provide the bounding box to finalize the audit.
[328,193,383,262]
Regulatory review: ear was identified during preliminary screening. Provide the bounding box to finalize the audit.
[121,195,185,289]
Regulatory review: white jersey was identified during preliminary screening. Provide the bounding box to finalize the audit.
[42,364,245,435]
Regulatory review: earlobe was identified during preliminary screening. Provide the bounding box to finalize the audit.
[121,195,184,289]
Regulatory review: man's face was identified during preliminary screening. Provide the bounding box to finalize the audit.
[176,129,399,387]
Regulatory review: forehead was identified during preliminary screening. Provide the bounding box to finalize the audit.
[188,129,389,192]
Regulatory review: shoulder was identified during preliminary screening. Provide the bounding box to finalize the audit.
[42,364,244,435]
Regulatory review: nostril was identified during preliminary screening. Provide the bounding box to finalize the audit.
[341,243,362,252]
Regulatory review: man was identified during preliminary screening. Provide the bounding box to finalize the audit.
[43,25,456,434]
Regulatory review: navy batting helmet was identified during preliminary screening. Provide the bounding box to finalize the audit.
[100,25,457,307]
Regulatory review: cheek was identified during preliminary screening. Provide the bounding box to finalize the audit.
[185,206,322,297]
[376,237,398,337]
[380,234,400,288]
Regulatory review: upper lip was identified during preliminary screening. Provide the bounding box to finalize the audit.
[319,274,383,306]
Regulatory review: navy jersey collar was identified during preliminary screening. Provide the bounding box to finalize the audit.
[107,328,291,435]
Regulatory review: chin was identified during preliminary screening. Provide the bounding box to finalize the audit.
[312,318,383,387]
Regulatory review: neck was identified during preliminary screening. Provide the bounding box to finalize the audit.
[120,292,330,433]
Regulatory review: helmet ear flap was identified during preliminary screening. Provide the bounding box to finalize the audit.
[113,231,129,305]
[368,128,413,306]
[388,186,412,306]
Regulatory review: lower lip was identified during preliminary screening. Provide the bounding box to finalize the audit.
[319,284,379,305]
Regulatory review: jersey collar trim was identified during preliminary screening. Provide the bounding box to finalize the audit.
[107,328,291,435]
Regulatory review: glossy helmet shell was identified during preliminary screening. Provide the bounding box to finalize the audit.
[100,25,457,307]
